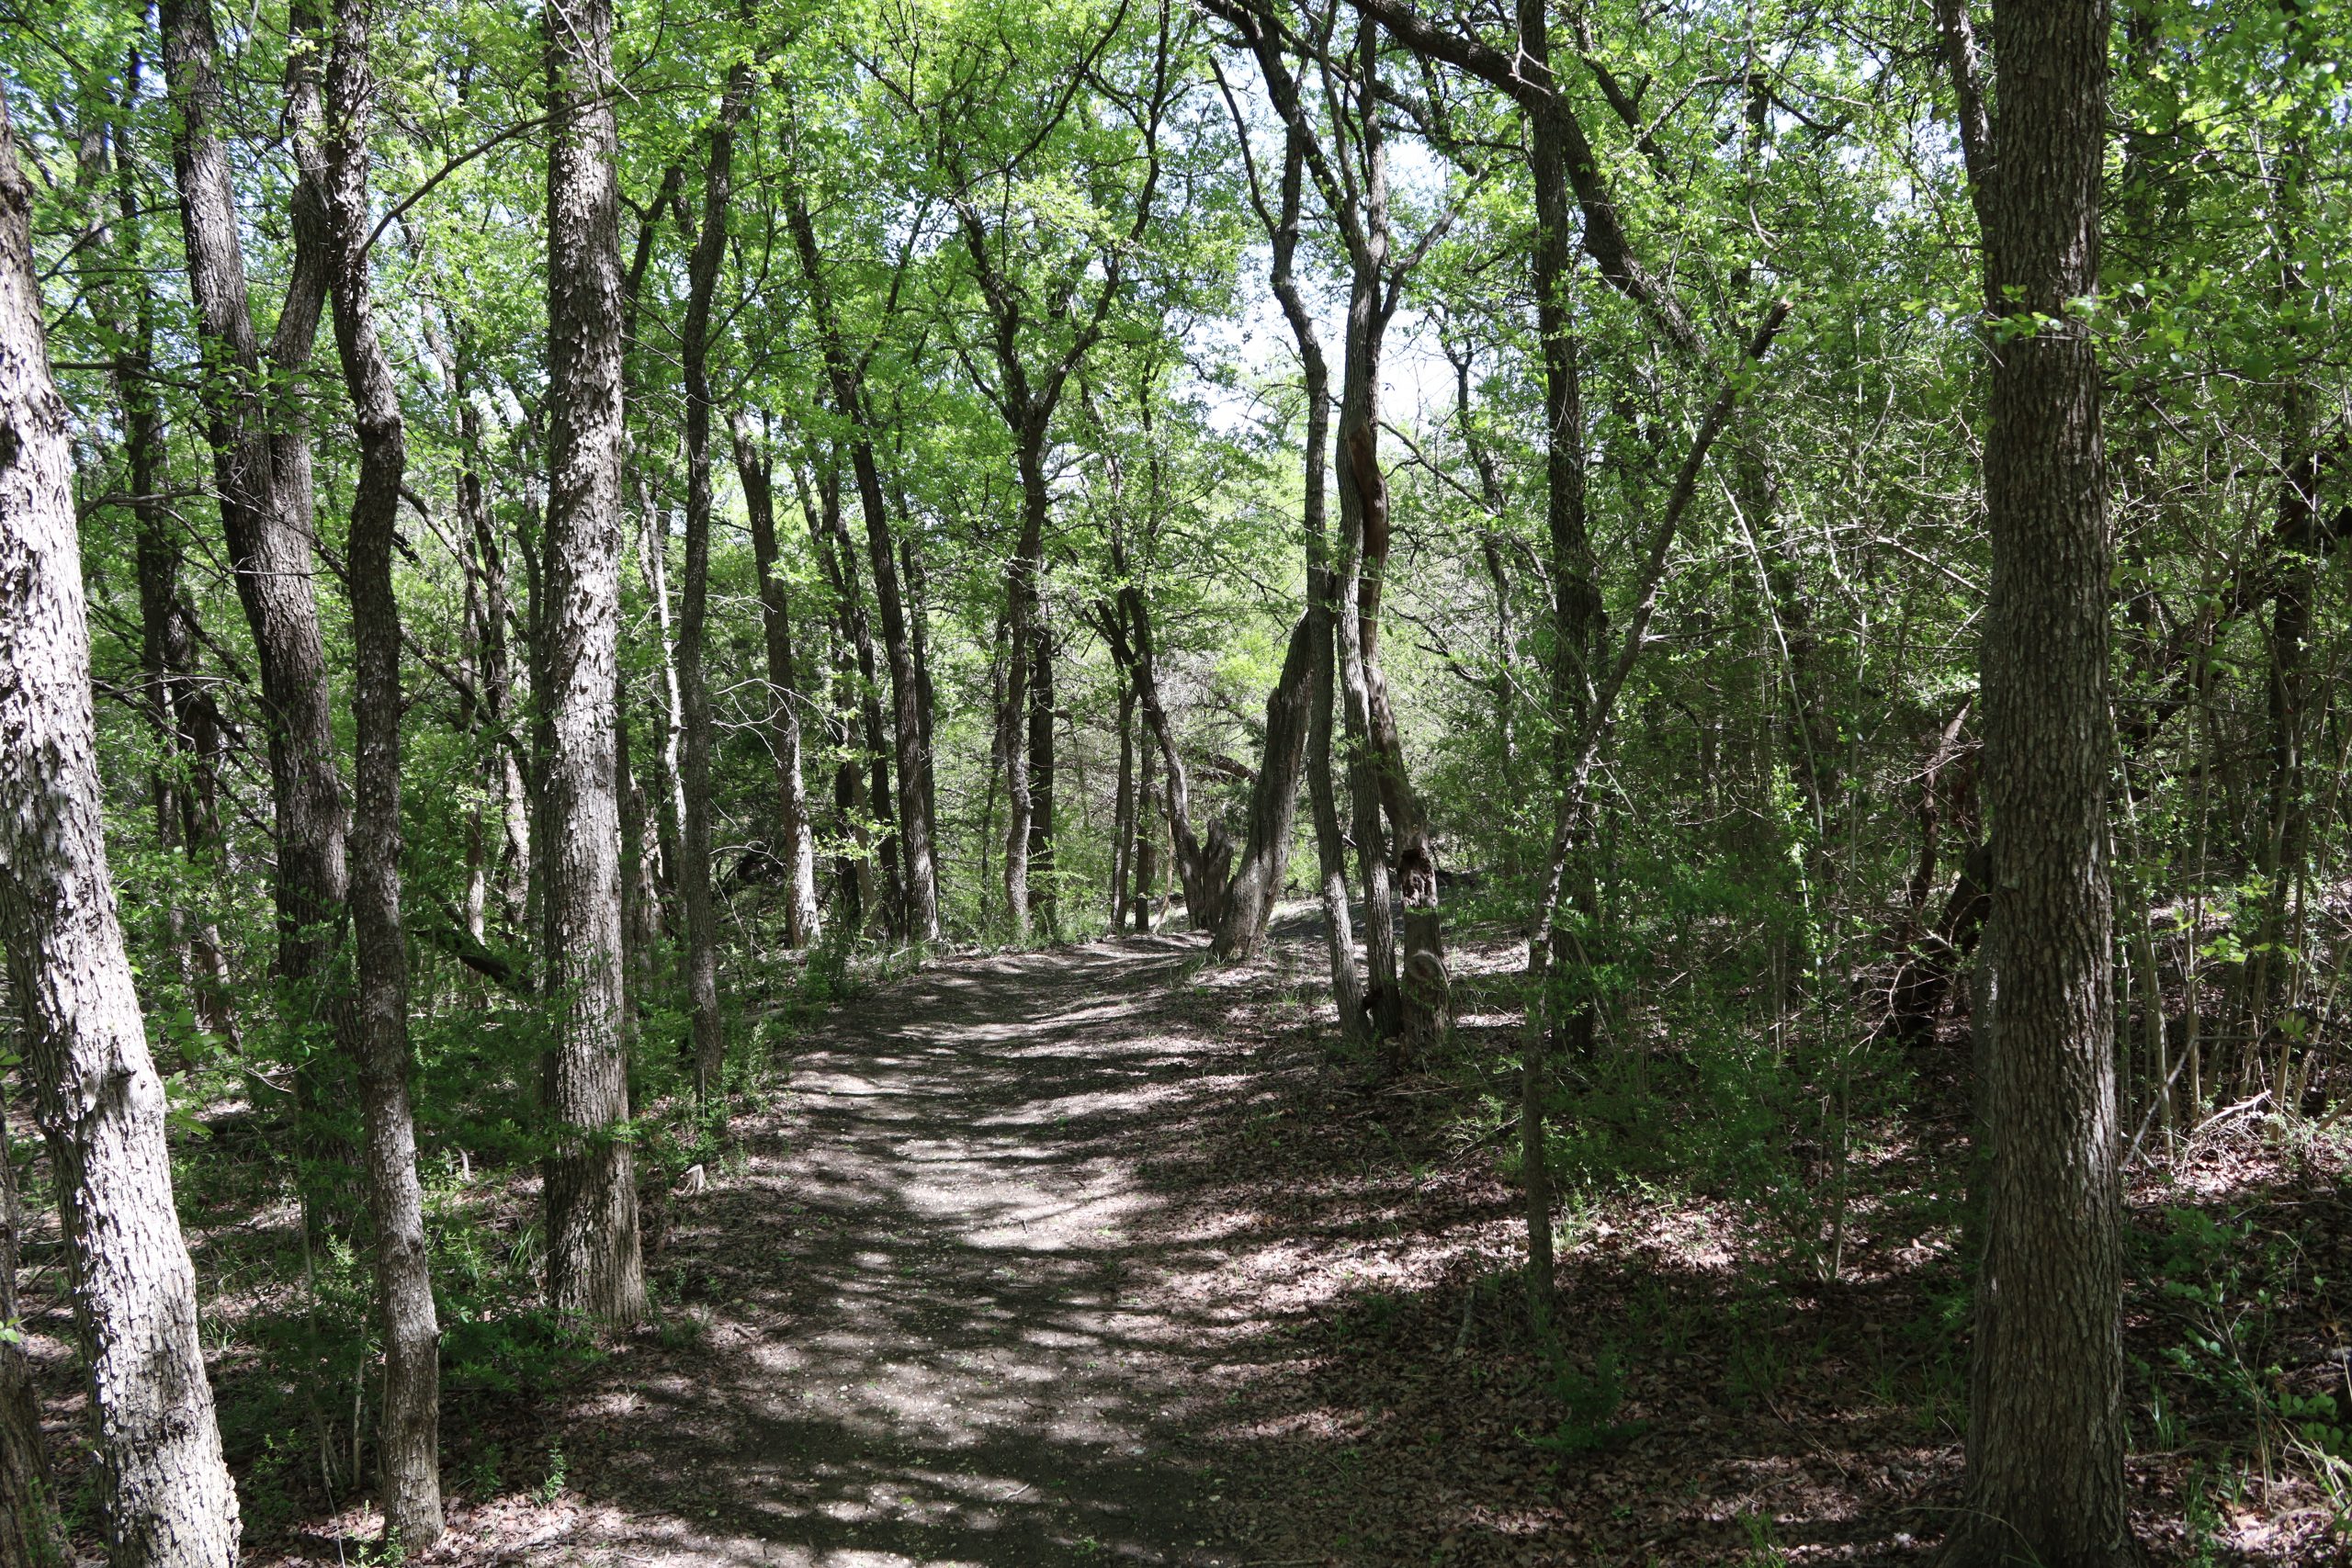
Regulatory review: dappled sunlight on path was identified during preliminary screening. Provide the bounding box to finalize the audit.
[565,935,1247,1568]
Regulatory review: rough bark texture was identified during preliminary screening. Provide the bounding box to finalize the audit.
[315,0,443,1540]
[0,100,242,1567]
[733,416,821,947]
[162,0,351,1081]
[1948,0,2130,1558]
[678,68,752,1100]
[541,0,646,1327]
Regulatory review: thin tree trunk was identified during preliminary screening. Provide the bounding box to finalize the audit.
[678,65,752,1103]
[163,0,352,1212]
[1001,449,1043,941]
[1113,671,1136,930]
[635,479,685,929]
[783,187,940,943]
[1,100,242,1564]
[797,451,898,933]
[734,413,821,947]
[314,0,442,1539]
[1029,604,1058,938]
[1228,89,1361,1025]
[1941,0,2130,1555]
[540,0,646,1327]
[1133,707,1160,934]
[902,531,944,917]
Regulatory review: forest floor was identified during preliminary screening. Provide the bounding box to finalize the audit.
[17,908,2352,1564]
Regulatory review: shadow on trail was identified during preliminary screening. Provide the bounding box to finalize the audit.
[571,933,1264,1568]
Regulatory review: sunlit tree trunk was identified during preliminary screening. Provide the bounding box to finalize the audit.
[1,99,241,1565]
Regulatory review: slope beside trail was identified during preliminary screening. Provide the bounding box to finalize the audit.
[546,931,1262,1568]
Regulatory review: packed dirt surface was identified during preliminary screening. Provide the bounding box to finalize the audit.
[480,932,1267,1568]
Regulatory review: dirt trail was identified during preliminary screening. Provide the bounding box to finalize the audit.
[561,933,1255,1568]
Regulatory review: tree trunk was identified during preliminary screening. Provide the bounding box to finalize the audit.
[678,66,752,1102]
[1946,0,2129,1556]
[1132,702,1159,934]
[163,0,352,1210]
[1334,282,1404,1049]
[903,532,944,915]
[733,414,821,948]
[314,0,442,1540]
[1212,608,1317,962]
[635,478,685,931]
[1113,672,1136,930]
[783,187,940,943]
[0,100,243,1564]
[1001,443,1045,941]
[540,0,646,1327]
[797,450,899,934]
[1028,605,1058,939]
[86,84,208,1044]
[1245,108,1361,1027]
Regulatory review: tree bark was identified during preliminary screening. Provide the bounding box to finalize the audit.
[783,186,940,943]
[313,0,443,1540]
[1001,448,1042,941]
[1945,0,2130,1556]
[540,0,646,1327]
[1113,671,1136,929]
[0,98,242,1566]
[1132,699,1159,934]
[1028,604,1058,938]
[733,414,821,947]
[678,64,753,1101]
[162,0,351,1201]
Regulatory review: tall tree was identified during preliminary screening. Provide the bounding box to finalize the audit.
[160,0,348,1190]
[541,0,648,1325]
[679,58,757,1100]
[314,0,443,1541]
[1941,0,2130,1557]
[0,95,242,1568]
[782,178,942,943]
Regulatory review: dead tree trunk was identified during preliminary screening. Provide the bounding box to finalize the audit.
[540,0,646,1327]
[1,99,243,1564]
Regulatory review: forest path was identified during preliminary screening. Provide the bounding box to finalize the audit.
[565,932,1251,1568]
